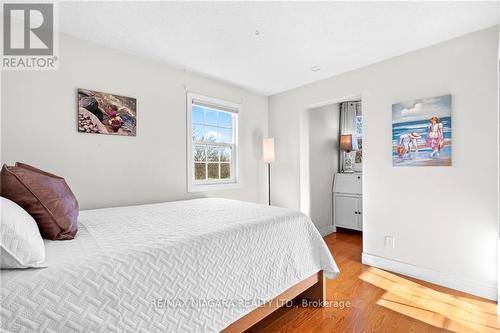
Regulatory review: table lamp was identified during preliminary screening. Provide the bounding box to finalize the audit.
[340,134,355,173]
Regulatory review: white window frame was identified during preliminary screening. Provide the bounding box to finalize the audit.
[186,92,241,192]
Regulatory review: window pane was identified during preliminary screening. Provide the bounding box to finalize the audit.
[219,112,232,128]
[194,146,206,161]
[192,106,204,124]
[207,147,219,162]
[204,126,218,142]
[192,124,205,141]
[221,163,230,179]
[207,163,219,179]
[194,163,206,180]
[221,146,231,162]
[218,128,232,143]
[204,108,218,126]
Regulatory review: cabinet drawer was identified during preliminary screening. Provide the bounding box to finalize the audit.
[333,173,362,194]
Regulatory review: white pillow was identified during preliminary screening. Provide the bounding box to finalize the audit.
[1,196,47,268]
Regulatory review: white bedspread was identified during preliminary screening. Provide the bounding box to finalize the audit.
[1,198,339,332]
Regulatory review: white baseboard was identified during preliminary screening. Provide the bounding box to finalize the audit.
[362,252,497,301]
[319,225,335,237]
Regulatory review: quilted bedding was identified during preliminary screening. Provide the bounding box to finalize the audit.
[1,198,339,332]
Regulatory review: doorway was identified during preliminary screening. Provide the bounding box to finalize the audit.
[299,95,363,237]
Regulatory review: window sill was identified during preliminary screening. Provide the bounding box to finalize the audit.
[187,181,241,193]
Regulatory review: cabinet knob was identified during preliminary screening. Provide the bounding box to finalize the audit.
[357,176,361,179]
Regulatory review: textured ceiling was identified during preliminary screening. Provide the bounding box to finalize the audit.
[59,1,499,96]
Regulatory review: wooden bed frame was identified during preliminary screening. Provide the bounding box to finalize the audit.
[221,271,325,333]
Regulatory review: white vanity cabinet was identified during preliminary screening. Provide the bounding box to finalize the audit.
[333,173,362,231]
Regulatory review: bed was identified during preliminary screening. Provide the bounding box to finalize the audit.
[1,198,339,332]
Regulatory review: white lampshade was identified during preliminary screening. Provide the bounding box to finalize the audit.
[263,137,275,163]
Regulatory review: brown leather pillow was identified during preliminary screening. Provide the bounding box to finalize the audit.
[0,162,78,240]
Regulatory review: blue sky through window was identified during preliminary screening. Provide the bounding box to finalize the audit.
[218,112,232,128]
[192,106,204,124]
[204,109,218,126]
[192,105,233,143]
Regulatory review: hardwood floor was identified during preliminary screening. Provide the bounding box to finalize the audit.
[247,229,499,333]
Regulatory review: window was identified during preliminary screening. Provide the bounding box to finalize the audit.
[187,93,240,192]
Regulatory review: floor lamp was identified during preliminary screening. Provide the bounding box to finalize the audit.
[263,138,275,205]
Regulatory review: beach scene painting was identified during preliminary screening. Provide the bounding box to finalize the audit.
[392,94,451,166]
[78,89,137,136]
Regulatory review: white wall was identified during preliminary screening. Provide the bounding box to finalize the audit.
[269,27,499,299]
[1,33,268,209]
[497,25,500,306]
[304,104,339,233]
